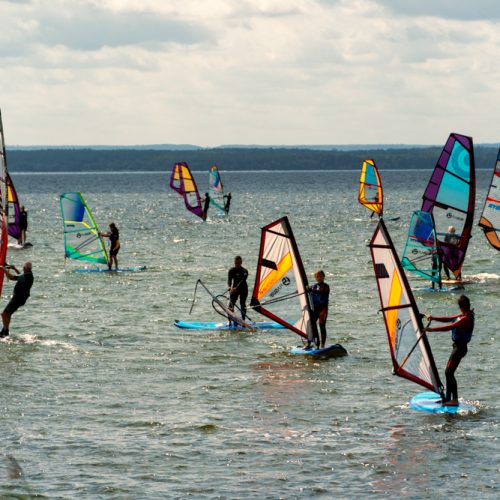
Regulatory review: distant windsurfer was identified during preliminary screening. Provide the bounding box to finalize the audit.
[227,255,248,324]
[19,206,28,246]
[101,223,120,270]
[202,193,210,221]
[306,270,330,349]
[223,192,232,215]
[424,295,474,406]
[1,262,34,337]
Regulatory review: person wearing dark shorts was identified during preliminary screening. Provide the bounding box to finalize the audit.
[1,262,34,337]
[227,256,248,323]
[425,295,474,406]
[101,223,120,270]
[307,270,330,349]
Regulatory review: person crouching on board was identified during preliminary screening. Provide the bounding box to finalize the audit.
[101,223,120,271]
[424,295,474,406]
[1,262,34,338]
[306,270,330,349]
[227,255,248,325]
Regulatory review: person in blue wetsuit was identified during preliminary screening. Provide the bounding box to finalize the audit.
[227,255,248,324]
[101,223,120,270]
[306,270,330,349]
[425,295,474,406]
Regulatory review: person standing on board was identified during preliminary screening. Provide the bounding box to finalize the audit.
[202,193,210,221]
[306,270,330,349]
[101,223,120,271]
[441,225,460,281]
[227,255,248,324]
[424,295,474,406]
[19,206,28,246]
[1,261,34,337]
[223,192,232,215]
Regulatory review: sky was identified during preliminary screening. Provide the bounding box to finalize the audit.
[1,0,500,146]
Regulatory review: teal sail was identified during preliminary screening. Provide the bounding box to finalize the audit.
[401,211,440,283]
[60,192,108,265]
[208,165,225,215]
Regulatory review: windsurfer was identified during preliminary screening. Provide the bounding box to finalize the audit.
[19,206,28,246]
[202,193,210,221]
[441,226,460,280]
[223,192,232,215]
[307,270,330,349]
[101,223,120,270]
[227,255,248,324]
[1,262,34,337]
[424,295,474,406]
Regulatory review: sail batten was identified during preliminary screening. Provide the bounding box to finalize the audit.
[369,219,444,397]
[478,149,500,250]
[251,216,317,342]
[170,162,203,218]
[60,192,108,265]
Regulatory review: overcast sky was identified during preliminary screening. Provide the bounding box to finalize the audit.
[1,0,500,146]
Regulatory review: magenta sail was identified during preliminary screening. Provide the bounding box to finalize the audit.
[421,133,475,279]
[6,173,22,240]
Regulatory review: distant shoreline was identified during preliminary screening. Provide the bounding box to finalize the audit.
[6,145,498,172]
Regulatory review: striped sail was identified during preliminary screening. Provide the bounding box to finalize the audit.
[250,216,317,342]
[370,219,444,396]
[358,159,383,216]
[421,133,475,279]
[401,211,440,283]
[60,192,108,265]
[169,162,203,219]
[6,173,22,240]
[478,150,500,251]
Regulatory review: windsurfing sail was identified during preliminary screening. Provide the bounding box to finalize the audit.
[250,216,317,343]
[208,165,225,215]
[60,192,108,265]
[478,149,500,251]
[401,211,440,283]
[169,162,203,218]
[0,110,9,295]
[358,159,383,217]
[421,133,475,279]
[369,219,444,397]
[6,173,22,241]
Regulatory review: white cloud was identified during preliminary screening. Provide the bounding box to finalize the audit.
[1,0,500,145]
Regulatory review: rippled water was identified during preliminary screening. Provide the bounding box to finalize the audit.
[0,169,498,498]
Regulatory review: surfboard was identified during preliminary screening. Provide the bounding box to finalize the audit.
[174,319,285,330]
[72,266,146,273]
[7,242,32,249]
[441,279,474,285]
[409,391,476,414]
[289,344,348,358]
[413,285,461,293]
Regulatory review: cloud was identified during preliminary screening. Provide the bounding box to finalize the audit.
[376,0,500,21]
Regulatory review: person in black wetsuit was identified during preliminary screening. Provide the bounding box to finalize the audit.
[202,193,210,221]
[306,270,330,349]
[1,261,34,337]
[101,223,120,270]
[19,206,28,246]
[223,192,232,215]
[425,295,474,406]
[227,255,248,323]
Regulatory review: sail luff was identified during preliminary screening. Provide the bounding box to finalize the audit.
[369,219,444,396]
[478,149,500,251]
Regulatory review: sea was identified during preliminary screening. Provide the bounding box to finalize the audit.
[0,168,498,499]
